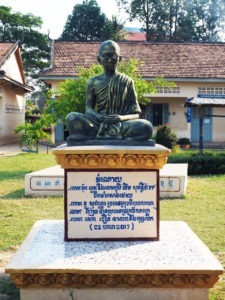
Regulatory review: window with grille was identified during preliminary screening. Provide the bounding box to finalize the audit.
[157,86,180,94]
[198,87,225,95]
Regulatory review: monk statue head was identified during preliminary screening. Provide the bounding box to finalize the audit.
[97,40,122,72]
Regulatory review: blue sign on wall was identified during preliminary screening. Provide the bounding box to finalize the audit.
[187,98,192,123]
[197,94,225,99]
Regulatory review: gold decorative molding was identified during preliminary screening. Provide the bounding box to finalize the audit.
[10,272,220,289]
[52,146,170,170]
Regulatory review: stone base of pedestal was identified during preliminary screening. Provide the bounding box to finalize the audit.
[6,221,223,300]
[20,287,208,300]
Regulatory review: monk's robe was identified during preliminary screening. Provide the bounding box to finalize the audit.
[94,73,141,139]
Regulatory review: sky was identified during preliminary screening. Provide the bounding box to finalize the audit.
[1,0,141,39]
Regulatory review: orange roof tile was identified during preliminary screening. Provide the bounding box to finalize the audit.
[125,32,146,41]
[0,42,32,91]
[0,42,16,67]
[40,41,225,80]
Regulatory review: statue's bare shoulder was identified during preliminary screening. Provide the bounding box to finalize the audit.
[86,74,105,91]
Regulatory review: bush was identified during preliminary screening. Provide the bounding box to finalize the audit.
[155,125,177,149]
[14,116,52,152]
[168,151,225,175]
[178,138,190,145]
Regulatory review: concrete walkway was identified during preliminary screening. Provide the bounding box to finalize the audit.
[0,142,52,156]
[0,142,21,156]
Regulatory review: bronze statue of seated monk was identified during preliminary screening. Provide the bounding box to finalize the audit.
[66,40,154,145]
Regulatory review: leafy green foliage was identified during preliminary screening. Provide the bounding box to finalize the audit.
[168,151,225,175]
[0,276,19,299]
[45,59,174,124]
[14,117,52,152]
[0,5,50,87]
[46,64,103,123]
[60,0,105,41]
[60,0,125,41]
[102,16,126,41]
[155,124,178,149]
[116,0,225,42]
[177,138,190,145]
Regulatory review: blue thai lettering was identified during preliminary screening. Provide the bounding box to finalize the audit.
[85,217,96,222]
[70,217,83,222]
[68,184,87,192]
[103,225,116,230]
[99,214,111,224]
[69,201,82,206]
[69,209,82,214]
[96,183,121,191]
[122,182,131,190]
[89,185,97,190]
[94,224,101,230]
[169,180,174,188]
[112,216,129,222]
[85,208,98,216]
[133,182,156,192]
[96,174,122,184]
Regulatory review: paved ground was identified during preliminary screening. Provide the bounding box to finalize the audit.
[0,142,53,156]
[0,142,21,156]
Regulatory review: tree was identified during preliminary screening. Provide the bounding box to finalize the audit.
[60,0,125,41]
[0,6,50,87]
[60,0,106,41]
[14,116,52,152]
[102,16,126,41]
[45,59,174,124]
[116,0,225,42]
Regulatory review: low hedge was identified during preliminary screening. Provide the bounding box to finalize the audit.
[168,151,225,175]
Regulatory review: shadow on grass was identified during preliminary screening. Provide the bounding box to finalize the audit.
[0,189,25,199]
[0,170,31,181]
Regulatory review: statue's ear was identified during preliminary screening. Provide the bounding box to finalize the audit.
[97,56,101,63]
[119,55,122,62]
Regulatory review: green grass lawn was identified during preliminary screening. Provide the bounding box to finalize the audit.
[0,152,224,299]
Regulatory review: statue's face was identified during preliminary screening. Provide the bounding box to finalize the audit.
[98,44,121,71]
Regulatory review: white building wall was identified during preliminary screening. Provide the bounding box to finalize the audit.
[45,79,225,143]
[0,49,26,144]
[3,52,23,84]
[0,86,25,144]
[150,81,225,142]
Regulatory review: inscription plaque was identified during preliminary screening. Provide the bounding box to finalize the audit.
[65,170,159,240]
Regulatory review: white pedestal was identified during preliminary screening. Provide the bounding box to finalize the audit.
[160,163,188,198]
[25,165,64,197]
[25,164,188,198]
[6,221,223,300]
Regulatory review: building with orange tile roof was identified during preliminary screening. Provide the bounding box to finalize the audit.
[0,42,33,144]
[40,41,225,145]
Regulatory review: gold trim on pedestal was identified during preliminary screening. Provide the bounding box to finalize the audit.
[52,146,171,170]
[10,272,220,289]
